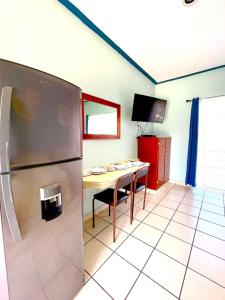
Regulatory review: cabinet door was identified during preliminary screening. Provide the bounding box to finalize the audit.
[158,139,166,183]
[164,139,171,181]
[138,137,158,190]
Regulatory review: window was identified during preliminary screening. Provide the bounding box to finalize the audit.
[196,96,225,189]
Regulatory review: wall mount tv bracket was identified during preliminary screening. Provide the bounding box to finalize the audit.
[183,0,198,6]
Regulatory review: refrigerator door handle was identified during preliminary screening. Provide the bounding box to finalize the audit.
[0,87,21,241]
[0,86,12,173]
[1,174,23,241]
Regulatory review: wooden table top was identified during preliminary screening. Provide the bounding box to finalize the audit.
[83,163,149,189]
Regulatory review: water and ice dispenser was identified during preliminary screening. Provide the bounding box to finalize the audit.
[40,183,62,221]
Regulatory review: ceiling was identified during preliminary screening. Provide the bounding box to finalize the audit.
[66,0,225,83]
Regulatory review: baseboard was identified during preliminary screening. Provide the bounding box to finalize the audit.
[168,180,186,186]
[83,203,108,222]
[146,188,157,194]
[83,188,157,222]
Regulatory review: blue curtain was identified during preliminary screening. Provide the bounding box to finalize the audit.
[185,98,199,187]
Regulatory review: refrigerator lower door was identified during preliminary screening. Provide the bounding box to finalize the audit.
[0,160,84,300]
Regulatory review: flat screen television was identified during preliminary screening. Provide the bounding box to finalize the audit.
[131,94,167,123]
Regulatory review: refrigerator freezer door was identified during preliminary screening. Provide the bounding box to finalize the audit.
[0,59,82,171]
[0,160,84,300]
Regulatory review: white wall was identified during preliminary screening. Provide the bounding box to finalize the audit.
[155,67,225,184]
[3,0,224,211]
[0,0,154,214]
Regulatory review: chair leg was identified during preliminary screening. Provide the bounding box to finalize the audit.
[130,191,135,224]
[143,186,147,210]
[109,204,111,216]
[130,195,133,224]
[92,198,95,228]
[130,179,136,224]
[113,205,116,242]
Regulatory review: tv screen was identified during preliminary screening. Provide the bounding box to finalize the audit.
[131,94,167,123]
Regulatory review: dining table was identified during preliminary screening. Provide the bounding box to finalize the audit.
[83,162,150,189]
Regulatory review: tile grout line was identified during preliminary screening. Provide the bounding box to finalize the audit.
[223,191,225,216]
[168,218,198,230]
[84,270,114,299]
[93,223,191,272]
[85,190,225,273]
[85,184,177,299]
[188,266,225,290]
[133,216,225,261]
[200,207,225,217]
[199,216,225,228]
[82,190,170,298]
[83,192,161,291]
[203,200,225,208]
[178,189,205,299]
[83,185,225,299]
[124,184,189,299]
[92,186,174,263]
[143,212,197,230]
[92,186,173,242]
[196,229,225,242]
[85,185,225,298]
[151,203,225,228]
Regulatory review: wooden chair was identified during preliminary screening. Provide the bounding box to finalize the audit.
[125,166,149,211]
[92,173,134,242]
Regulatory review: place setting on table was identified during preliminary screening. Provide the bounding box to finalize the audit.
[82,159,147,177]
[82,159,150,189]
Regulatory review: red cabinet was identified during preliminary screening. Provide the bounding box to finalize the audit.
[137,137,171,190]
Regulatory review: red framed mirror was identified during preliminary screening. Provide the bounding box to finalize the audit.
[82,93,121,140]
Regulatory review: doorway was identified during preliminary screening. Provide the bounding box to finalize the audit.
[196,96,225,189]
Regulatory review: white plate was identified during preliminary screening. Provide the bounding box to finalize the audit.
[83,169,91,177]
[114,164,128,170]
[91,171,107,175]
[91,167,106,172]
[131,161,145,167]
[90,167,107,175]
[83,173,91,177]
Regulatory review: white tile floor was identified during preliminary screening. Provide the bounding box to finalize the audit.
[76,183,225,300]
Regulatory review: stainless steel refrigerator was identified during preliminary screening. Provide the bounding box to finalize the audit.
[0,59,84,300]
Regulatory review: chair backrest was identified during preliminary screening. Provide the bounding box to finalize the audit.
[115,172,134,190]
[113,172,134,206]
[135,166,149,180]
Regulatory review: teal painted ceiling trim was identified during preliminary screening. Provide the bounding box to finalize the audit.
[157,64,225,85]
[58,0,225,85]
[58,0,157,84]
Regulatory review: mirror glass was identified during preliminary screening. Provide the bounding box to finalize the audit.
[82,93,120,139]
[84,101,117,135]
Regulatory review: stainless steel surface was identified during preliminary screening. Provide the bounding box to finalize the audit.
[0,160,83,300]
[0,174,22,242]
[0,59,82,170]
[0,60,83,300]
[0,86,12,174]
[0,212,9,300]
[40,183,61,201]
